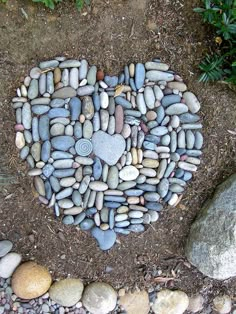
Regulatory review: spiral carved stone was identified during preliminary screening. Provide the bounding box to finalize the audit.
[75,139,93,156]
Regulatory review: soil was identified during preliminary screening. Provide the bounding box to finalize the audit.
[0,0,236,312]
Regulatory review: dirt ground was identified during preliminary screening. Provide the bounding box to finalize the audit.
[0,0,236,312]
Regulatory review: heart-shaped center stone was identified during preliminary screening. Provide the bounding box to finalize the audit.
[92,131,125,166]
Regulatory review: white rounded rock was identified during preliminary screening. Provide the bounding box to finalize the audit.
[15,132,25,149]
[119,166,139,181]
[152,289,189,314]
[82,282,117,314]
[187,294,204,313]
[183,91,201,113]
[0,252,22,278]
[100,92,109,109]
[213,295,232,314]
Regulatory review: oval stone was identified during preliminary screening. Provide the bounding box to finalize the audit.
[12,262,52,299]
[51,136,75,151]
[119,166,139,181]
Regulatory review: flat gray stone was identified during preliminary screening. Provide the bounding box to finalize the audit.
[52,87,76,99]
[92,131,125,166]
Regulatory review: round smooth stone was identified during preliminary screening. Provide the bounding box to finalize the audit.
[82,282,117,313]
[157,178,169,198]
[149,210,159,222]
[115,221,130,228]
[58,199,74,209]
[107,166,119,189]
[89,181,108,192]
[75,139,93,156]
[51,136,75,151]
[64,207,83,215]
[117,206,129,214]
[128,224,145,233]
[62,215,75,225]
[11,262,52,299]
[74,212,86,225]
[80,219,94,231]
[93,157,102,180]
[119,166,139,181]
[49,278,84,307]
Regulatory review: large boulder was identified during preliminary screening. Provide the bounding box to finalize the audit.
[185,174,236,280]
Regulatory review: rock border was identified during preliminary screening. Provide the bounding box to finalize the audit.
[0,240,234,314]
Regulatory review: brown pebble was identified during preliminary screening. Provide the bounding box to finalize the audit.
[140,121,149,133]
[12,262,52,299]
[55,82,64,90]
[131,148,138,165]
[115,105,124,134]
[15,124,24,131]
[38,196,48,205]
[168,81,187,92]
[127,196,140,204]
[142,159,159,168]
[140,196,145,205]
[96,70,104,81]
[137,148,143,164]
[79,114,86,123]
[54,68,61,84]
[146,111,157,121]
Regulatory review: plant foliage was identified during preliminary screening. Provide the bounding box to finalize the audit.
[32,0,62,10]
[194,0,236,85]
[75,0,90,11]
[1,0,90,11]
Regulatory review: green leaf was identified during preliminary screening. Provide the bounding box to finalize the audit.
[75,0,90,11]
[199,54,225,82]
[32,0,62,9]
[75,0,84,11]
[193,8,205,13]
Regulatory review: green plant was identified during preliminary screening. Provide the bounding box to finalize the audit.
[194,0,236,85]
[198,54,226,82]
[75,0,90,11]
[32,0,61,10]
[1,0,90,11]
